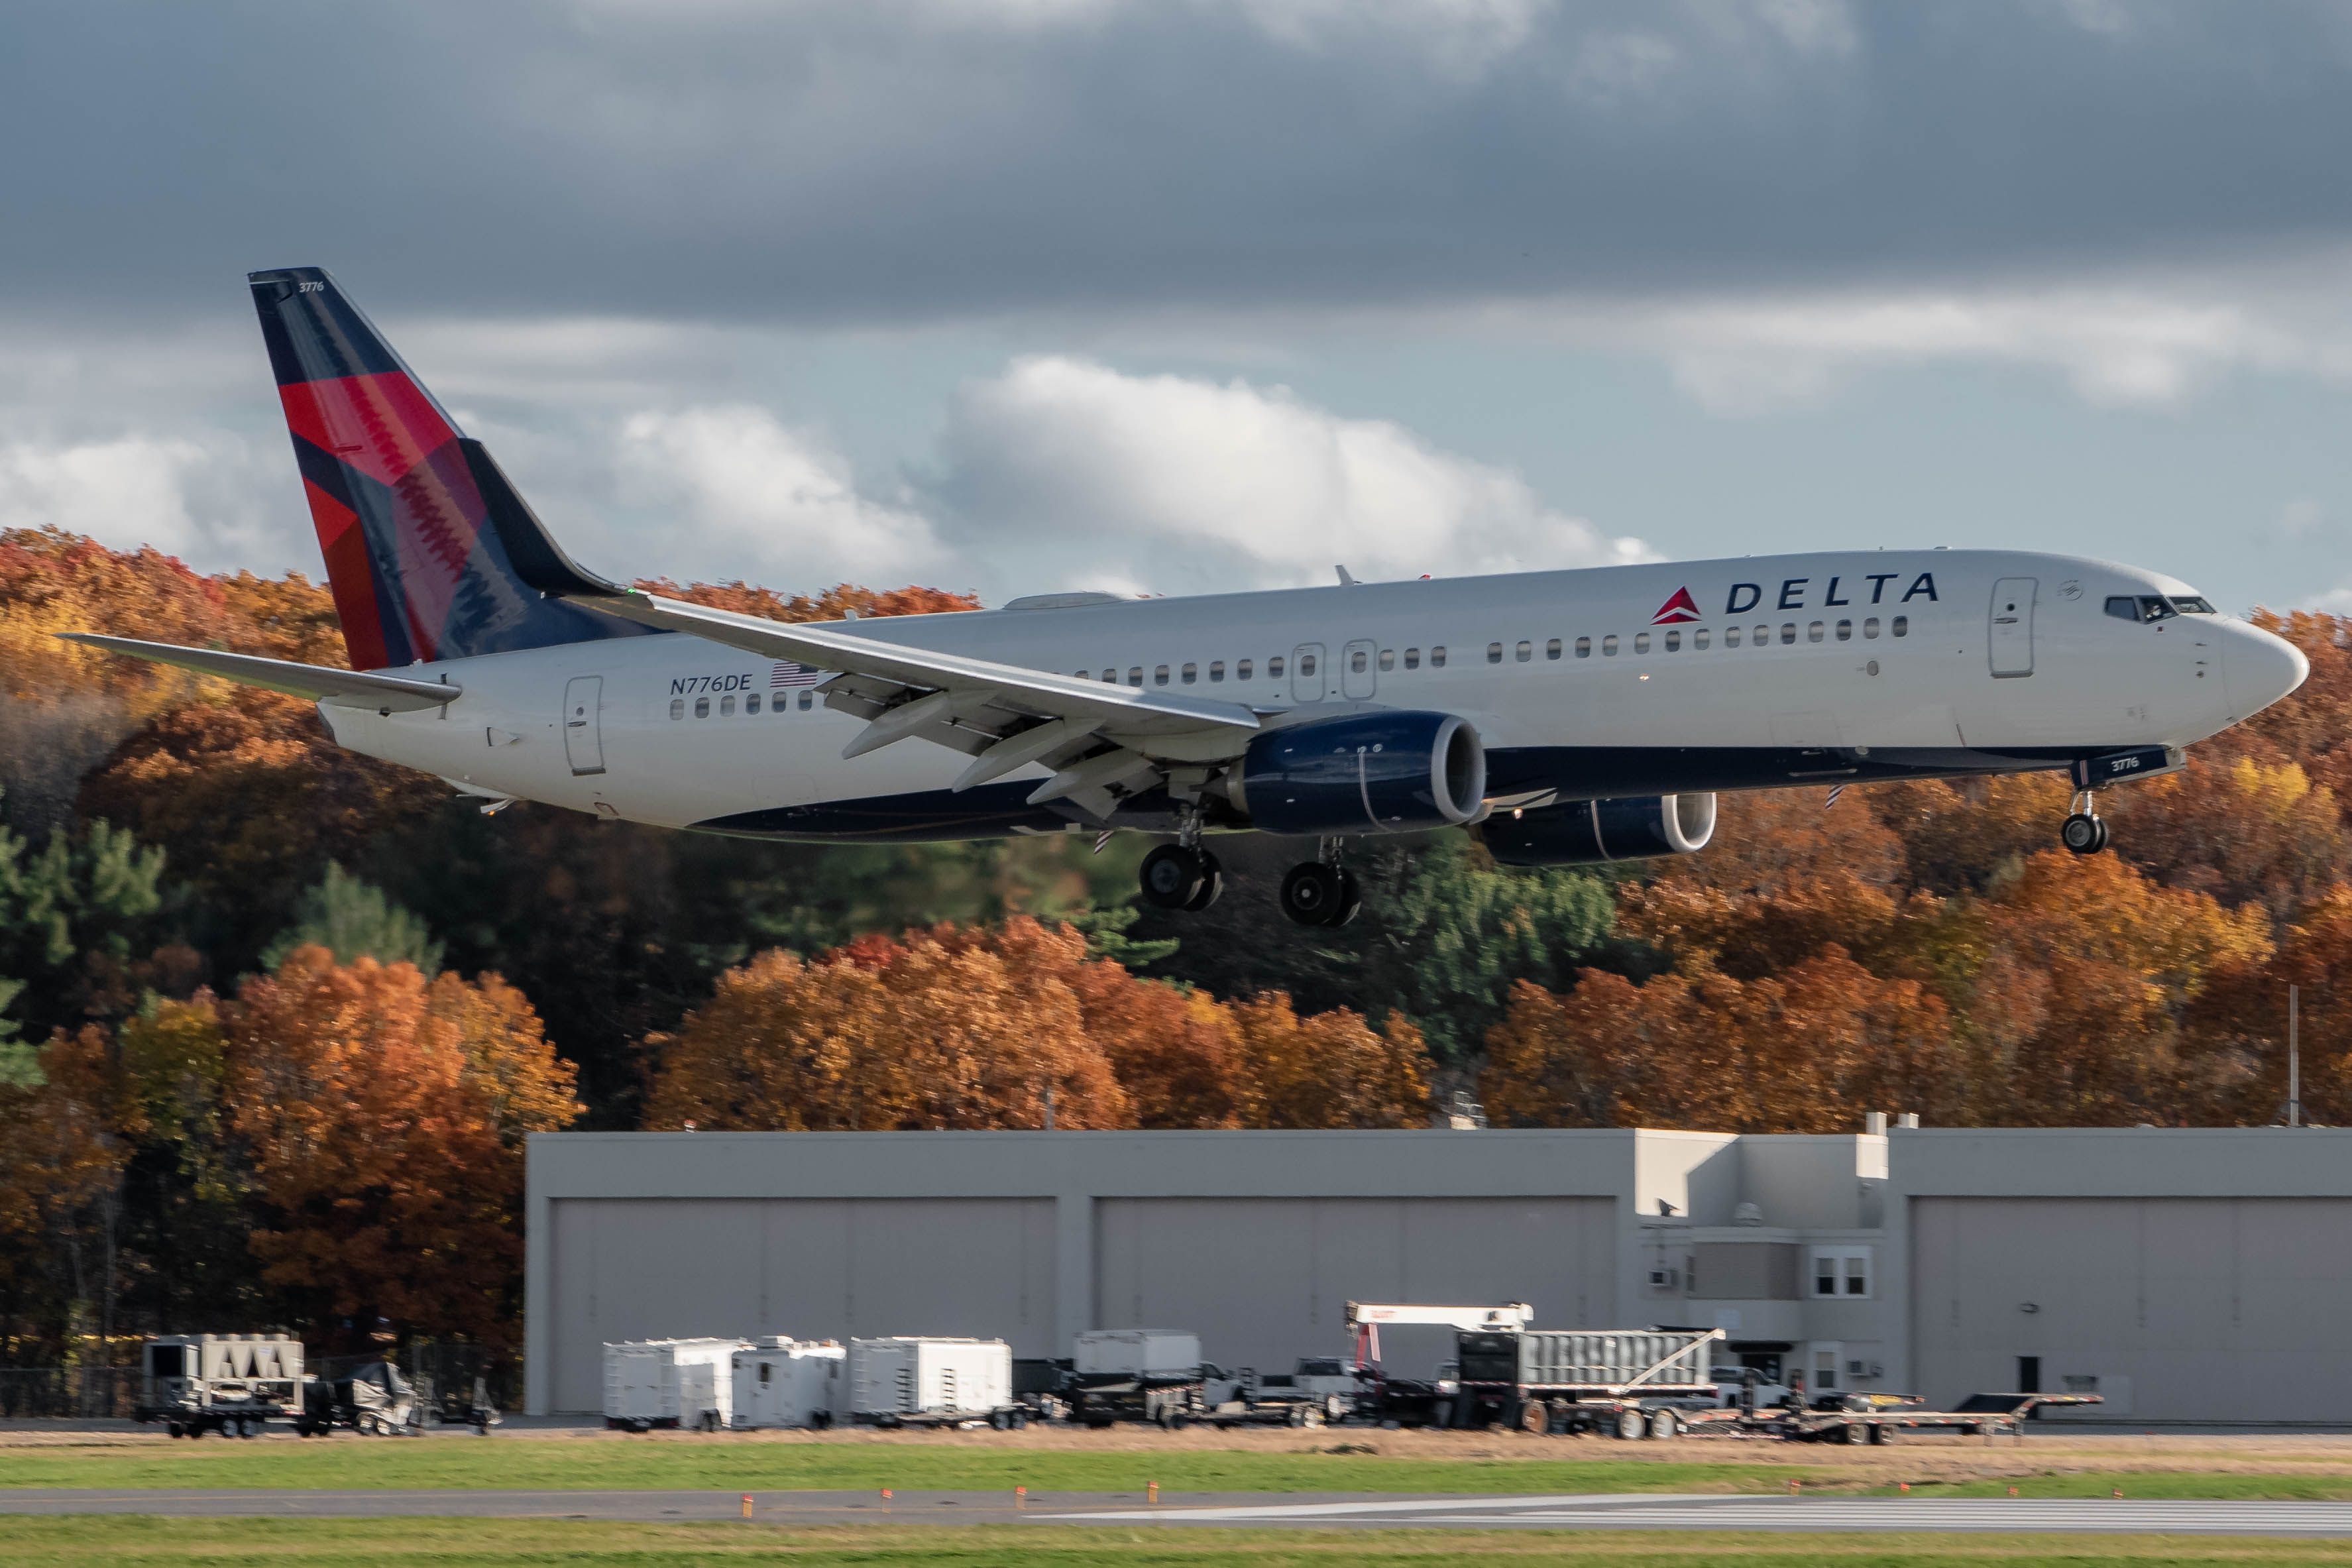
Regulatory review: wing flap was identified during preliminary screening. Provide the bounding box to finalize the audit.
[56,634,461,712]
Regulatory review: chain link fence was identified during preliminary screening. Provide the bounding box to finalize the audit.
[0,1366,141,1419]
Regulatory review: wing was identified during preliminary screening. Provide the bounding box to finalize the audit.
[56,634,463,712]
[574,588,1260,814]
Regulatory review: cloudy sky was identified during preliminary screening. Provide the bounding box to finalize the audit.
[3,0,2350,609]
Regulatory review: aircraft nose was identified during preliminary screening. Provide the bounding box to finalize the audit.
[2223,622,2309,718]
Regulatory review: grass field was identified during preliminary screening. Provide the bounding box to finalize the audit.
[8,1518,2352,1568]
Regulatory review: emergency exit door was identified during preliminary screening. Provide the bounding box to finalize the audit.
[1989,578,2036,678]
[563,676,606,775]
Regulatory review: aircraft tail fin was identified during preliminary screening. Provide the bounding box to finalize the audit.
[247,267,649,669]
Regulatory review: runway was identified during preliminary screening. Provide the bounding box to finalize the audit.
[9,1488,2352,1534]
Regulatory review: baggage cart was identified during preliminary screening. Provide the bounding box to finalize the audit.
[846,1336,1022,1429]
[604,1338,745,1432]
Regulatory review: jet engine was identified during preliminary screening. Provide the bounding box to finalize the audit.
[1230,711,1486,836]
[1479,793,1717,867]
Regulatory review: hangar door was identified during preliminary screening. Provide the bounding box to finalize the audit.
[547,1197,1055,1413]
[1095,1197,1614,1375]
[1911,1197,2352,1422]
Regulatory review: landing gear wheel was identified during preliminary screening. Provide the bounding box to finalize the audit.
[1140,844,1207,909]
[1183,850,1224,912]
[1281,862,1360,926]
[2060,812,2107,856]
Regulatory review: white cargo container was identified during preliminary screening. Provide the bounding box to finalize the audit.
[137,1334,306,1437]
[846,1337,1014,1426]
[1072,1329,1201,1379]
[603,1339,745,1431]
[731,1339,845,1429]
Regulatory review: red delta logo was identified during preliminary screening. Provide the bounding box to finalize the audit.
[1650,587,1702,625]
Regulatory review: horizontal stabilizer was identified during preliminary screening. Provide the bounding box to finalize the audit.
[56,634,462,712]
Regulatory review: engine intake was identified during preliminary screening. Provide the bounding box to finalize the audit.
[1480,793,1717,867]
[1233,711,1485,836]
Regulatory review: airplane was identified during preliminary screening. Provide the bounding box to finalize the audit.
[64,268,2311,927]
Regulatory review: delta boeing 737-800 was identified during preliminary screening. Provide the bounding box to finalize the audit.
[65,270,2311,926]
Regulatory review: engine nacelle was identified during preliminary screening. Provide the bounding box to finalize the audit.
[1479,793,1717,868]
[1231,711,1486,836]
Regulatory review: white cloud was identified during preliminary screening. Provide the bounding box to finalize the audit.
[939,355,1650,594]
[0,431,285,571]
[614,404,944,583]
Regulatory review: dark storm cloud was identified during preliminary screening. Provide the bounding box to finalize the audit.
[5,0,2351,325]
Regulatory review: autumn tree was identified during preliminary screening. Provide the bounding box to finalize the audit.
[225,948,579,1347]
[1229,993,1430,1129]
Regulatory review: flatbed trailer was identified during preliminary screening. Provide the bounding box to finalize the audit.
[1683,1391,2103,1443]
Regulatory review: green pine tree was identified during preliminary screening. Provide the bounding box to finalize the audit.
[260,862,445,974]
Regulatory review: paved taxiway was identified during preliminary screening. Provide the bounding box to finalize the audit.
[9,1489,2352,1534]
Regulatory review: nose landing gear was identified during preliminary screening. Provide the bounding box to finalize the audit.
[2060,791,2109,856]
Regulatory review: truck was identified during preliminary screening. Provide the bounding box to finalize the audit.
[730,1339,845,1429]
[846,1336,1021,1428]
[135,1334,306,1438]
[1453,1327,1726,1436]
[603,1338,745,1432]
[300,1360,420,1436]
[1342,1302,1534,1426]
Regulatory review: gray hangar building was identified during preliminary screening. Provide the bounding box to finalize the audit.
[526,1125,2352,1423]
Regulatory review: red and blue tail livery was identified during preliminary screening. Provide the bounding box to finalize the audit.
[249,268,647,671]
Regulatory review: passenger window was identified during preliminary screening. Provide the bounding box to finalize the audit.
[1154,665,1170,685]
[1515,640,1532,662]
[1209,661,1225,682]
[670,697,685,720]
[1546,638,1561,660]
[1695,628,1710,649]
[1725,627,1741,647]
[1268,656,1285,679]
[1299,652,1317,677]
[1404,648,1420,669]
[695,697,710,718]
[1664,630,1680,651]
[1238,659,1255,680]
[1575,636,1591,658]
[1892,616,1909,638]
[1487,642,1504,664]
[1755,625,1771,645]
[1602,635,1618,656]
[747,693,761,714]
[1634,632,1650,653]
[721,695,736,716]
[1779,624,1797,645]
[1864,618,1880,639]
[1378,649,1394,671]
[1181,662,1197,684]
[1075,671,1089,681]
[799,691,812,710]
[1128,667,1143,686]
[1807,622,1824,643]
[1103,669,1118,683]
[1431,646,1447,667]
[1351,649,1368,674]
[1835,620,1852,642]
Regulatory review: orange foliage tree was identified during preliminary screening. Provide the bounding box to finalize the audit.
[223,948,579,1347]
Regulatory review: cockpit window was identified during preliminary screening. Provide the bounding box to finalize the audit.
[2172,596,2216,614]
[2105,595,2179,624]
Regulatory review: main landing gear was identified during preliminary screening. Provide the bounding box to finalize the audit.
[1139,829,1224,913]
[2060,791,2110,856]
[1280,841,1361,929]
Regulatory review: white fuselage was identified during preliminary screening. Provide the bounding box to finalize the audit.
[316,549,2304,839]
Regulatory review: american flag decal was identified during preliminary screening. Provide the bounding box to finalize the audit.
[771,661,821,687]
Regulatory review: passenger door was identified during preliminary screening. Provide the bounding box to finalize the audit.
[1989,578,2036,678]
[1291,643,1327,702]
[1341,638,1378,699]
[563,675,606,775]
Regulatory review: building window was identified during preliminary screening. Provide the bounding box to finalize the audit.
[1602,635,1618,656]
[694,697,710,718]
[1811,1247,1872,1298]
[1892,616,1909,637]
[1575,636,1591,658]
[1378,648,1394,671]
[670,697,685,720]
[1268,656,1285,679]
[1403,648,1420,669]
[1664,630,1680,651]
[1634,632,1650,653]
[1695,628,1710,649]
[746,693,761,714]
[1209,661,1225,682]
[1238,659,1255,680]
[1180,662,1197,684]
[1725,627,1741,647]
[1812,1345,1840,1392]
[1864,618,1880,639]
[1487,642,1504,664]
[1545,638,1561,660]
